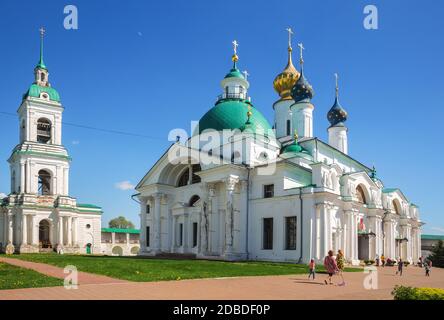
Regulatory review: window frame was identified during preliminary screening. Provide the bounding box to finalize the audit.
[285,216,297,250]
[263,184,274,198]
[263,217,273,250]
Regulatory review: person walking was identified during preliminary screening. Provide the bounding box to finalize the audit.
[424,261,430,277]
[308,259,316,280]
[336,250,346,286]
[381,254,385,267]
[323,250,339,285]
[396,258,403,276]
[375,254,380,267]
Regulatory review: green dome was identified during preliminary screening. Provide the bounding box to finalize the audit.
[197,99,274,137]
[224,67,245,79]
[24,84,60,102]
[281,141,312,160]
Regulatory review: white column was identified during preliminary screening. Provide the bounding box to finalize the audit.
[171,216,176,252]
[7,214,14,244]
[126,233,130,246]
[319,204,329,259]
[239,180,248,256]
[2,213,7,245]
[72,217,77,246]
[111,232,115,244]
[140,199,147,251]
[183,214,189,251]
[21,213,27,245]
[20,162,25,193]
[224,177,238,256]
[58,216,64,246]
[31,215,38,246]
[153,194,162,251]
[25,160,31,193]
[67,216,72,246]
[352,212,359,261]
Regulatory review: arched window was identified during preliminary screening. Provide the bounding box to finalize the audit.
[177,164,202,187]
[356,185,367,204]
[189,195,200,207]
[37,118,51,144]
[38,169,52,195]
[177,168,189,187]
[191,164,201,184]
[393,200,402,215]
[40,73,45,82]
[20,120,26,141]
[286,120,291,136]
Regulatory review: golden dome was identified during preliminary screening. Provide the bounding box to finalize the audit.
[273,46,300,100]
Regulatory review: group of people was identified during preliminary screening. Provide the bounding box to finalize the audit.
[307,251,433,285]
[308,250,346,286]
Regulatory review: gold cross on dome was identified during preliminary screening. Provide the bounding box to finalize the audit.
[232,40,238,55]
[334,73,339,96]
[286,27,294,48]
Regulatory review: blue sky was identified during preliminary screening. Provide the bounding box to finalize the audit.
[0,0,443,234]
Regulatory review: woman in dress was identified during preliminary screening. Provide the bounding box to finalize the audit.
[336,249,346,286]
[324,250,339,285]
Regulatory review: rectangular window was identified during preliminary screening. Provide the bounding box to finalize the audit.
[286,119,291,136]
[285,216,297,250]
[146,226,150,247]
[146,204,150,214]
[263,218,273,250]
[263,184,274,198]
[179,223,183,246]
[193,222,198,247]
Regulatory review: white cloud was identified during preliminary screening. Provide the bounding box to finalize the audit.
[0,193,6,198]
[114,181,135,191]
[72,140,80,145]
[429,226,444,233]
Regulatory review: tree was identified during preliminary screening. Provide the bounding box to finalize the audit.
[428,240,444,268]
[108,216,135,229]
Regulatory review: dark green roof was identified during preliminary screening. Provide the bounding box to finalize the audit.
[421,234,444,240]
[77,203,102,209]
[101,228,140,234]
[382,188,399,193]
[198,100,274,137]
[24,84,60,102]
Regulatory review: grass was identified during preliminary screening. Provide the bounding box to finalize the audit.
[8,254,361,282]
[0,262,62,290]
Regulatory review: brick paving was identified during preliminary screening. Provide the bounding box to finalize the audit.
[0,257,127,285]
[0,260,443,300]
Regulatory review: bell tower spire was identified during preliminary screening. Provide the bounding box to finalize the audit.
[34,27,50,87]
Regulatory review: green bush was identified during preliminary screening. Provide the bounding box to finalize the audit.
[364,259,375,265]
[403,261,410,267]
[392,285,444,300]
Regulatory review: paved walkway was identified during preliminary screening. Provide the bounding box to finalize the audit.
[0,257,127,285]
[0,261,443,300]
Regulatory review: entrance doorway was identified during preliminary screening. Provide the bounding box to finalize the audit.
[39,220,51,248]
[86,243,92,254]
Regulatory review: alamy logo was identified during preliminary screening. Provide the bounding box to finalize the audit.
[363,5,378,30]
[64,265,78,289]
[64,5,79,30]
[363,266,378,290]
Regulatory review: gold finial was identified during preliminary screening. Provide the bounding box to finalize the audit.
[247,104,252,118]
[294,129,299,141]
[232,40,239,63]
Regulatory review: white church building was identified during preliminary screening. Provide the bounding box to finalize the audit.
[135,34,423,265]
[0,29,102,254]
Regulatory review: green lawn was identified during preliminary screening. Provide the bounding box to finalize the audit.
[9,254,361,282]
[0,262,62,290]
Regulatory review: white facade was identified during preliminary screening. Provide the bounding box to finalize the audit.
[135,44,423,265]
[0,36,102,254]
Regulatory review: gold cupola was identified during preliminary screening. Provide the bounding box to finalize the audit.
[273,28,300,100]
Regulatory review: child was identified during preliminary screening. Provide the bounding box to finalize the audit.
[424,262,430,277]
[336,250,346,286]
[308,259,316,280]
[396,258,403,276]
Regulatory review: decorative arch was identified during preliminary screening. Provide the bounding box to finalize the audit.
[39,219,51,248]
[130,246,140,255]
[38,169,52,195]
[189,195,200,207]
[36,118,51,144]
[356,184,369,205]
[176,164,201,187]
[393,199,402,215]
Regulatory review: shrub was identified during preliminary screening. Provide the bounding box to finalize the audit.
[392,285,444,300]
[428,240,444,268]
[403,261,410,267]
[364,259,375,265]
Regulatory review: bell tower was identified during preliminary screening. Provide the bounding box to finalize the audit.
[9,27,70,197]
